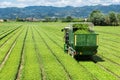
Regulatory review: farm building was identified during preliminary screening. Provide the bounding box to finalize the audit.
[0,19,4,22]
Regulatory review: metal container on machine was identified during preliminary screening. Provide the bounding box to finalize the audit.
[61,22,98,57]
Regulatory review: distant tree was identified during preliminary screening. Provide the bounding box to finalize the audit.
[3,19,7,22]
[62,16,73,22]
[104,15,110,26]
[72,18,84,22]
[45,17,51,22]
[16,17,24,22]
[43,17,58,22]
[109,12,118,26]
[66,16,73,22]
[16,17,19,21]
[117,13,120,25]
[54,18,58,22]
[89,10,105,25]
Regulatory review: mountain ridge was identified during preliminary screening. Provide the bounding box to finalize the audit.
[0,5,120,19]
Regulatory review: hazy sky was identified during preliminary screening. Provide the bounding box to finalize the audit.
[0,0,120,8]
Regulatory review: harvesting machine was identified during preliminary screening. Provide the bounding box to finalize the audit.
[61,23,98,57]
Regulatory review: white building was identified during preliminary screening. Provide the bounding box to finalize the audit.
[0,19,4,22]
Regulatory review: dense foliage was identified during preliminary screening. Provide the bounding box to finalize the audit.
[89,10,119,26]
[73,24,89,30]
[72,23,94,34]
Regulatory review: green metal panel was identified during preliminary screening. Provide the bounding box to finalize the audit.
[68,29,74,47]
[87,34,97,46]
[75,34,86,46]
[74,34,98,55]
[75,34,97,46]
[64,44,67,51]
[75,46,98,55]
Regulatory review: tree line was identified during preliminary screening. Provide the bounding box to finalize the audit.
[89,10,120,26]
[15,10,120,26]
[62,10,120,26]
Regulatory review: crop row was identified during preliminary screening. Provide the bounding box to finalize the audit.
[19,26,42,80]
[0,26,27,80]
[0,22,20,35]
[96,30,120,36]
[38,24,120,79]
[32,26,71,80]
[0,26,23,47]
[94,26,120,34]
[35,25,97,80]
[0,22,119,80]
[0,27,24,64]
[0,25,22,40]
[99,41,120,57]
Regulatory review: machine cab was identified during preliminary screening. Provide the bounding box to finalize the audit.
[61,27,70,52]
[61,27,70,44]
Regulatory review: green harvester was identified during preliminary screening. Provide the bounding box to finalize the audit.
[61,23,98,57]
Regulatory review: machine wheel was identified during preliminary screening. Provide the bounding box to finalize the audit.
[71,54,74,58]
[67,48,70,55]
[68,48,74,58]
[94,50,97,54]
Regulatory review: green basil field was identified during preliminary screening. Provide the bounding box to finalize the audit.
[0,22,120,80]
